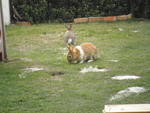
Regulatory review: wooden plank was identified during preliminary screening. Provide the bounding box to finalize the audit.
[103,104,150,113]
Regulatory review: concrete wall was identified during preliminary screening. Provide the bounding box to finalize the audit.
[1,0,10,25]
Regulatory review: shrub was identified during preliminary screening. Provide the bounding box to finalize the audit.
[10,0,150,23]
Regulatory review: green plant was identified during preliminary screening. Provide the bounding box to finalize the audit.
[10,0,150,23]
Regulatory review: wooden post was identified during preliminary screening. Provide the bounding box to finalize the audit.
[103,104,150,113]
[0,0,7,61]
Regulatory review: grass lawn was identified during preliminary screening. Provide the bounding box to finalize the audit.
[0,20,150,113]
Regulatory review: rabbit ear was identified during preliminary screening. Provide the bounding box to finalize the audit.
[67,45,73,51]
[65,24,72,30]
[69,23,72,28]
[73,48,77,53]
[67,45,70,50]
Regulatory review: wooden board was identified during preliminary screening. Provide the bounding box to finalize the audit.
[103,104,150,113]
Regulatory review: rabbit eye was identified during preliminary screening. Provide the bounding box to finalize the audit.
[68,55,72,58]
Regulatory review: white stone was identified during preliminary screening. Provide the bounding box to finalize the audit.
[25,67,44,72]
[18,67,44,78]
[59,48,67,50]
[112,75,141,80]
[107,59,119,62]
[110,87,148,101]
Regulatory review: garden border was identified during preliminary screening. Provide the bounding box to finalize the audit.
[74,14,132,23]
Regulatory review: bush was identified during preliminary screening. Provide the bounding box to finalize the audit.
[10,0,150,23]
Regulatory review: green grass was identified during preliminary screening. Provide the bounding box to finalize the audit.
[0,20,150,113]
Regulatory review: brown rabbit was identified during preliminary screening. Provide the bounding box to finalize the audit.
[64,24,75,45]
[67,42,97,63]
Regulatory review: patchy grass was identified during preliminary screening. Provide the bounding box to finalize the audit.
[0,20,150,113]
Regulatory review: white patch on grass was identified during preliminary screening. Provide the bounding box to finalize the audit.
[132,30,139,33]
[110,87,148,101]
[118,28,123,31]
[87,60,94,63]
[112,75,141,80]
[20,58,32,62]
[51,76,63,81]
[57,32,64,37]
[25,67,44,72]
[18,67,44,78]
[80,66,108,73]
[59,48,68,56]
[59,48,67,51]
[107,59,119,62]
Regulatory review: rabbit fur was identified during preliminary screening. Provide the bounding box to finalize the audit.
[67,42,97,64]
[64,24,75,45]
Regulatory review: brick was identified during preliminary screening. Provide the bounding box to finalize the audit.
[16,21,32,26]
[117,15,127,20]
[88,17,104,22]
[74,18,88,23]
[103,16,117,21]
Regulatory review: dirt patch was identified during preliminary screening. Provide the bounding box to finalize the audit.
[4,58,32,63]
[51,71,64,81]
[146,68,150,71]
[4,58,20,63]
[51,71,64,76]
